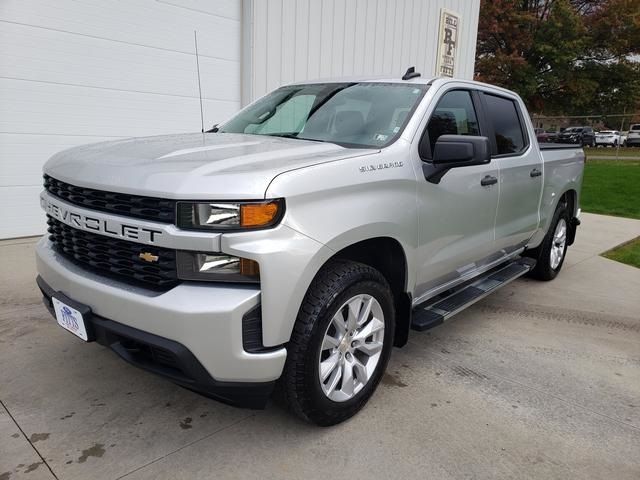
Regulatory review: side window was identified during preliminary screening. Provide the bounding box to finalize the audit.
[483,94,526,155]
[426,90,480,152]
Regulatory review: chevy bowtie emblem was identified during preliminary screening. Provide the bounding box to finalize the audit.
[139,252,159,263]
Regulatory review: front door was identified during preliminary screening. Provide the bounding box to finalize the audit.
[413,89,500,301]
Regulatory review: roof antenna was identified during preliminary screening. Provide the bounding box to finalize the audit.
[402,66,421,80]
[194,30,205,133]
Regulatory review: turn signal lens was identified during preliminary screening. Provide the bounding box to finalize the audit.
[240,202,280,228]
[240,258,260,277]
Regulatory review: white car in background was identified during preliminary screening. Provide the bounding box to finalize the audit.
[627,124,640,147]
[595,130,622,147]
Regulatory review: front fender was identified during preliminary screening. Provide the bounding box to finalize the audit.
[256,147,420,345]
[267,149,420,287]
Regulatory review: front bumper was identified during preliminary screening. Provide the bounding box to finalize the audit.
[35,238,287,406]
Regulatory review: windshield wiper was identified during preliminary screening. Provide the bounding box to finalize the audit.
[265,133,300,139]
[265,133,327,143]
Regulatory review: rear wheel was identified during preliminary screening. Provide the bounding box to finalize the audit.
[526,201,570,281]
[281,260,395,426]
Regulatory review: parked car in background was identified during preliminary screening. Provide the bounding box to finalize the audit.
[557,126,595,147]
[536,129,558,143]
[627,124,640,147]
[620,131,628,146]
[595,130,622,147]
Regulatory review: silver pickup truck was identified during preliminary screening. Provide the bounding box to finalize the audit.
[36,73,584,425]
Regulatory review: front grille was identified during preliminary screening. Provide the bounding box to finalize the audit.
[44,175,176,223]
[47,216,179,290]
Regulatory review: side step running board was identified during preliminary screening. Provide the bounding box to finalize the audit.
[411,257,536,332]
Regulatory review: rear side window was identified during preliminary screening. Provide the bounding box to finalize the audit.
[426,90,480,152]
[483,94,526,155]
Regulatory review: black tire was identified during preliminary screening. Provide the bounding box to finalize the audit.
[281,260,395,426]
[525,201,571,281]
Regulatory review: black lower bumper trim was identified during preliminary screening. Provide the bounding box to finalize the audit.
[36,276,275,409]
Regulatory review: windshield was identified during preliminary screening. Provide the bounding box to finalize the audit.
[565,127,583,133]
[219,82,428,148]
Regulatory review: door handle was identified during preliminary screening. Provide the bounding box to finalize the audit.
[530,168,542,178]
[480,175,498,186]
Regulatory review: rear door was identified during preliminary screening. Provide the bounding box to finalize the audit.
[480,92,543,253]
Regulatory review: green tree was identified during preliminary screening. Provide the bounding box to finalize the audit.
[475,0,640,116]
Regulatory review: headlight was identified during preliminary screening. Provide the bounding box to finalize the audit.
[176,251,260,283]
[177,199,284,231]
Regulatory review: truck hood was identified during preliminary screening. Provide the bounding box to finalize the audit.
[44,133,376,199]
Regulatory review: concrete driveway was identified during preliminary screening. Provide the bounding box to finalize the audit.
[1,212,639,480]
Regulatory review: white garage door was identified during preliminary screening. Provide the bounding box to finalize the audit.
[0,0,242,238]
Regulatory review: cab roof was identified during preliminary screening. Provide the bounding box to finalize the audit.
[286,75,521,98]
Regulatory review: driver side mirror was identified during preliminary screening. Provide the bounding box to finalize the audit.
[422,135,491,184]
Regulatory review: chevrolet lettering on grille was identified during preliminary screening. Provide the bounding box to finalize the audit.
[40,194,163,244]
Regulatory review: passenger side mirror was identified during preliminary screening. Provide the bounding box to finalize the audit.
[422,135,491,184]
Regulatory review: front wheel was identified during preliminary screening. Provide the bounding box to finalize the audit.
[281,260,395,426]
[526,201,571,281]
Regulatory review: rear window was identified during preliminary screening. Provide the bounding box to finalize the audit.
[483,94,526,155]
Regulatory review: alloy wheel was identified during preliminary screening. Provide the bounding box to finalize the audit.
[550,218,567,270]
[318,294,385,402]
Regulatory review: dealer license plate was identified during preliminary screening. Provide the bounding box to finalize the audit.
[52,297,89,341]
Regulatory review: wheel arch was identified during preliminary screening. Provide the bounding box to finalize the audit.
[326,236,412,348]
[560,188,579,246]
